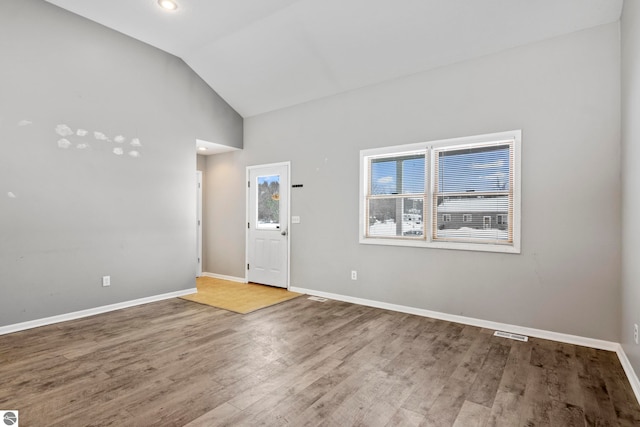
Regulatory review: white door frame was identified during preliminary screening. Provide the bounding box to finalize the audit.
[245,161,291,289]
[196,171,203,277]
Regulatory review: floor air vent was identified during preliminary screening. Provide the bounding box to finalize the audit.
[494,331,529,342]
[308,296,328,302]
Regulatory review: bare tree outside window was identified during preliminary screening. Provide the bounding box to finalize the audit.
[257,175,280,229]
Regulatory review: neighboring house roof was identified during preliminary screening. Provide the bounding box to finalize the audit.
[438,197,509,213]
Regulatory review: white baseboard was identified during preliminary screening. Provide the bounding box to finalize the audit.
[0,288,196,336]
[616,345,640,405]
[201,272,247,283]
[290,287,618,352]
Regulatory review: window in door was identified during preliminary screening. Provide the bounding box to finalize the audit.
[256,175,280,230]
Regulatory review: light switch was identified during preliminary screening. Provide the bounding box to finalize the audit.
[292,216,301,224]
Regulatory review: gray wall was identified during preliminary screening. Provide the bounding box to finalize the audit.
[196,155,207,172]
[622,0,640,373]
[210,23,621,341]
[0,0,242,326]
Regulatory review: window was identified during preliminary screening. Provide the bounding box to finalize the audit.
[365,150,426,238]
[360,130,521,253]
[256,174,280,229]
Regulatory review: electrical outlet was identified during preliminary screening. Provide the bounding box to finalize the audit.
[351,270,357,280]
[634,324,638,345]
[102,276,111,287]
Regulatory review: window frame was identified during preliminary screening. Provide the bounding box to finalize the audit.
[462,214,472,223]
[359,130,521,254]
[365,150,427,240]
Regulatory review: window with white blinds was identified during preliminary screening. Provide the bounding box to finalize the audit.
[359,130,521,253]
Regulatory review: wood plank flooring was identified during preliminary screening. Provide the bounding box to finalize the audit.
[1,296,639,426]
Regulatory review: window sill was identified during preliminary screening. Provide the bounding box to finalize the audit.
[359,236,521,254]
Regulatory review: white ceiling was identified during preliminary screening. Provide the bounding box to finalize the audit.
[45,0,622,118]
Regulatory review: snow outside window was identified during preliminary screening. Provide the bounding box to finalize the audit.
[359,130,521,253]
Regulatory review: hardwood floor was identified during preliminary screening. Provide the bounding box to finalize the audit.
[1,296,639,426]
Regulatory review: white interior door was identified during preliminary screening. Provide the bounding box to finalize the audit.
[196,171,203,277]
[247,163,289,288]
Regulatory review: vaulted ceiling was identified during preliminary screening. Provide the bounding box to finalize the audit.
[45,0,622,118]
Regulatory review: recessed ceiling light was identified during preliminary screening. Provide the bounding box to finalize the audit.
[158,0,178,11]
[197,146,207,151]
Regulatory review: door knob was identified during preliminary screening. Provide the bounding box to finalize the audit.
[281,230,287,236]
